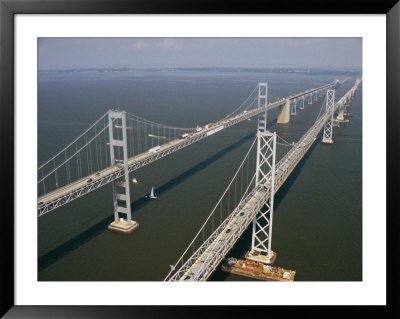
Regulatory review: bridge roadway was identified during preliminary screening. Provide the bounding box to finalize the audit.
[38,80,339,216]
[167,81,359,281]
[288,79,341,101]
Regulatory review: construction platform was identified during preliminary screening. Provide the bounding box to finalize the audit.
[221,258,295,282]
[108,218,139,235]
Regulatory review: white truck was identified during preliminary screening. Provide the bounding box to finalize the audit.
[148,145,161,154]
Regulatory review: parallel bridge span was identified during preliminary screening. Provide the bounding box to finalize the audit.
[165,79,361,281]
[38,80,341,217]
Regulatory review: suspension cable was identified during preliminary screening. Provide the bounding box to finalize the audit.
[164,136,257,280]
[220,85,258,120]
[38,110,110,169]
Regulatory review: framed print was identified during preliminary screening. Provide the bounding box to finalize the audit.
[1,0,399,317]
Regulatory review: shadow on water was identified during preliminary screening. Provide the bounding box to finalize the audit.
[153,132,256,197]
[38,131,256,272]
[273,137,320,208]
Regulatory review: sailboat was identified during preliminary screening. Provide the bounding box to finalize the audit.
[146,187,157,199]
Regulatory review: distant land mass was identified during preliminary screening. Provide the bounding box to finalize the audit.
[39,66,362,76]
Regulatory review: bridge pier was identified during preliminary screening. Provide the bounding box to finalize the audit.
[336,108,345,121]
[107,110,139,235]
[290,99,297,116]
[299,97,305,110]
[277,99,290,124]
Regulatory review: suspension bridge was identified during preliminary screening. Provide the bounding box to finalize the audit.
[38,77,361,281]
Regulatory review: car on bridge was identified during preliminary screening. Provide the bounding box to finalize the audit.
[87,174,97,183]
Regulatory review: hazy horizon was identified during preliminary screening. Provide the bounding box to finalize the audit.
[38,38,362,70]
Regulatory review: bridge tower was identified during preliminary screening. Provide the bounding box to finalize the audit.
[247,129,277,265]
[322,90,335,145]
[107,109,139,234]
[257,83,268,132]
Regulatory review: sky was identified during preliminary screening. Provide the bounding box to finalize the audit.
[38,38,362,70]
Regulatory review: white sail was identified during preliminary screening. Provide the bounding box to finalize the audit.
[148,187,157,199]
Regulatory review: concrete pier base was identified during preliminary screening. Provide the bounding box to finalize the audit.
[277,99,290,124]
[108,218,139,235]
[321,138,334,145]
[246,250,276,265]
[337,109,345,121]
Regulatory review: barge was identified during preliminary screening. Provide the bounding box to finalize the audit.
[221,258,296,282]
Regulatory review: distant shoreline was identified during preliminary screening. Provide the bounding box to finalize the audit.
[38,66,361,76]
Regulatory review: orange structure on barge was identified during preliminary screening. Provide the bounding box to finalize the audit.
[221,258,296,282]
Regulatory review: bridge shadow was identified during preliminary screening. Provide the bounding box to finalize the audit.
[38,131,256,272]
[146,131,255,198]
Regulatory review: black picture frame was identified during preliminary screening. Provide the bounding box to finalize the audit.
[1,0,399,317]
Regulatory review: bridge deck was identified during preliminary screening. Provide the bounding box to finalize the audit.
[288,81,339,100]
[179,187,267,281]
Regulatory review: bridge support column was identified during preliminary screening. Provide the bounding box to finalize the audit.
[322,90,335,145]
[290,99,297,116]
[277,99,290,124]
[299,97,305,110]
[107,110,139,235]
[336,108,345,121]
[247,130,277,265]
[308,94,312,104]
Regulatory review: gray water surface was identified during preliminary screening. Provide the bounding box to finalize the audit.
[38,69,362,281]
